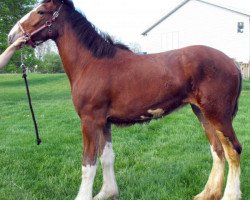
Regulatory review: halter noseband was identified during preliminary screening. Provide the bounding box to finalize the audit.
[18,2,64,48]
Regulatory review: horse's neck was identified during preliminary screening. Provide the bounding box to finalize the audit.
[55,24,93,84]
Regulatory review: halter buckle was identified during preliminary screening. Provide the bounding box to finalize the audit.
[24,33,31,41]
[46,21,52,27]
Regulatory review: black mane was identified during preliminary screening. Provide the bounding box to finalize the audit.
[50,0,130,58]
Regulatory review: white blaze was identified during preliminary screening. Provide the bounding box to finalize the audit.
[8,5,41,43]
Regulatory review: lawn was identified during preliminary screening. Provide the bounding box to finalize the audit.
[0,74,249,200]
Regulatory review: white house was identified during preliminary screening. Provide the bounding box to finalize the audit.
[141,0,250,67]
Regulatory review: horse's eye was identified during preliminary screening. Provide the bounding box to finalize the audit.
[37,10,45,15]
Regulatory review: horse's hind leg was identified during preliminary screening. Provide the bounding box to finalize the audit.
[191,105,225,200]
[215,122,242,200]
[196,101,242,200]
[94,122,119,200]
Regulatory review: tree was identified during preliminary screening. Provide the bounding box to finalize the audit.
[35,40,58,60]
[0,0,38,73]
[37,52,64,73]
[128,42,142,54]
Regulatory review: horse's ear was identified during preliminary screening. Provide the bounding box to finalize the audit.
[61,0,74,4]
[61,0,75,9]
[46,0,63,4]
[41,0,56,4]
[50,0,73,6]
[47,0,74,9]
[42,0,65,3]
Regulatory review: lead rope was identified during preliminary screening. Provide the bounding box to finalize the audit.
[20,52,41,145]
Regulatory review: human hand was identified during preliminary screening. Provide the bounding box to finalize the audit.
[11,36,27,50]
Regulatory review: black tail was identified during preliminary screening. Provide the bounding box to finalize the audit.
[232,66,242,118]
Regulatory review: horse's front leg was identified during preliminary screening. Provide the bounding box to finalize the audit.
[94,122,119,200]
[75,116,104,200]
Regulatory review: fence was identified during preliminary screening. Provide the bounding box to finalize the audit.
[238,62,250,79]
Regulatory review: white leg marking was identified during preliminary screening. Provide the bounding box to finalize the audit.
[216,131,241,200]
[75,164,97,200]
[222,165,241,200]
[222,148,241,199]
[195,146,225,199]
[209,146,225,186]
[94,142,118,200]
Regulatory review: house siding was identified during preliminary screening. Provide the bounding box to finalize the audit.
[143,0,249,63]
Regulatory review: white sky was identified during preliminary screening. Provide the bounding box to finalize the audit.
[72,0,250,46]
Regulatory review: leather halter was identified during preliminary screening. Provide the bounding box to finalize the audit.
[18,3,64,48]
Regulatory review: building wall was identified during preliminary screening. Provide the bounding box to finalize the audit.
[143,0,250,63]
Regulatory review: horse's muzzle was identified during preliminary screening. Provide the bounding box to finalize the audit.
[8,23,22,45]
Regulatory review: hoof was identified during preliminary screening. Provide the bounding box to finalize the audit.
[93,192,119,200]
[221,194,241,200]
[111,195,119,200]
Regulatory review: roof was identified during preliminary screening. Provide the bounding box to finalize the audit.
[142,0,250,36]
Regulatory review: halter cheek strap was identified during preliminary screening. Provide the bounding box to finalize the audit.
[18,23,36,48]
[18,3,63,48]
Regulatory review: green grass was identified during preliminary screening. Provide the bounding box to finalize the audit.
[0,74,249,200]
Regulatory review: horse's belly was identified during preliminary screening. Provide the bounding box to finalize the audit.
[107,95,185,125]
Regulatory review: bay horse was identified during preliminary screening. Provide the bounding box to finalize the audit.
[8,0,242,199]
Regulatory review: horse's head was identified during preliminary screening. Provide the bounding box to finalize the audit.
[8,0,72,48]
